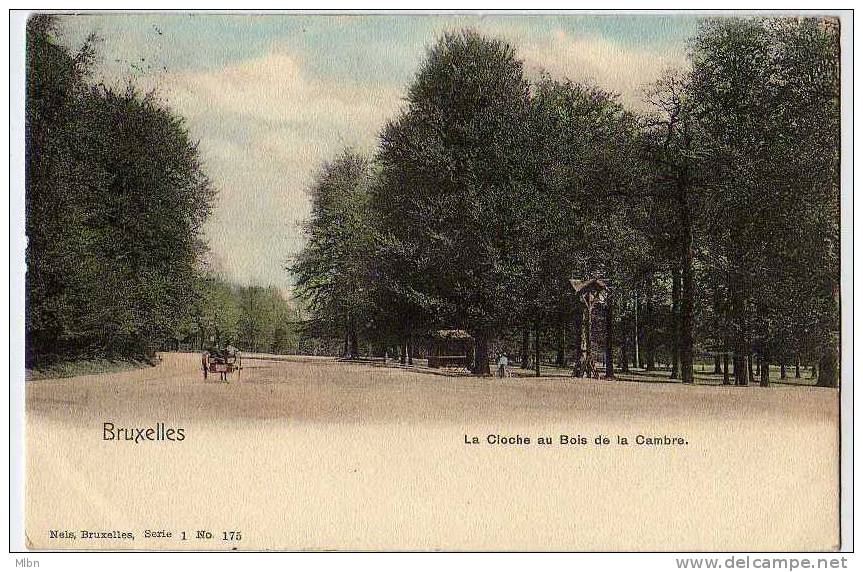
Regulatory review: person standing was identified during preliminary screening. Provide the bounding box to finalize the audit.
[497,353,509,378]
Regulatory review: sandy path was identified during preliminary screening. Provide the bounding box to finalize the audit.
[26,352,839,551]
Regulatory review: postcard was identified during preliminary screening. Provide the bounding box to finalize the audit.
[14,10,849,552]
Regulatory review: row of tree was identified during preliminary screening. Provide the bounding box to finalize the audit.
[25,16,215,366]
[292,18,840,387]
[173,275,308,355]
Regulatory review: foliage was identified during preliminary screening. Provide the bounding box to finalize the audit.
[686,17,840,385]
[25,16,215,365]
[292,20,841,386]
[290,150,379,356]
[173,274,301,354]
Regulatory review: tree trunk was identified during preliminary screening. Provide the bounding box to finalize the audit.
[605,293,615,379]
[760,354,770,387]
[408,334,414,365]
[644,275,655,372]
[473,331,491,376]
[342,327,349,357]
[633,290,640,369]
[816,331,839,388]
[780,357,787,379]
[794,355,800,378]
[678,172,695,385]
[734,347,749,387]
[348,321,359,359]
[730,287,747,386]
[714,354,722,374]
[670,266,681,380]
[584,303,593,371]
[747,352,755,385]
[534,322,541,377]
[573,306,583,375]
[619,316,630,373]
[555,308,567,366]
[521,329,530,369]
[723,352,730,385]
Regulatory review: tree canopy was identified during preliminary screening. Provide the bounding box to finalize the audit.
[26,15,215,365]
[292,19,841,387]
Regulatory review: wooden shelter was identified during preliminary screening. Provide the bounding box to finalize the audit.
[426,329,474,368]
[570,278,609,379]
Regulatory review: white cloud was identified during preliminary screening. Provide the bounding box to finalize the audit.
[517,29,687,109]
[86,27,687,291]
[148,48,403,290]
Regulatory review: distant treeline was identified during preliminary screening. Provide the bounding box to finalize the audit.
[174,276,333,356]
[292,19,840,386]
[25,16,214,366]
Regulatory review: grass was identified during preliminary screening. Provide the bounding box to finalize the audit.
[475,360,819,386]
[25,357,156,381]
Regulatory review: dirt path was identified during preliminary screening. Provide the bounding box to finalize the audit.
[27,352,837,425]
[25,352,839,551]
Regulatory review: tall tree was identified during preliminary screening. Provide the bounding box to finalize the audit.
[644,71,700,384]
[291,150,378,358]
[687,17,840,387]
[25,17,214,365]
[375,30,531,374]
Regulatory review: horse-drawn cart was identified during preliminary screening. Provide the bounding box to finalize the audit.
[202,347,242,382]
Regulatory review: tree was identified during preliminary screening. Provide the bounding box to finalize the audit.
[25,17,214,365]
[80,85,213,357]
[196,276,241,348]
[687,17,840,387]
[375,30,532,374]
[25,15,97,364]
[291,150,378,358]
[288,20,841,388]
[531,79,648,377]
[643,71,701,384]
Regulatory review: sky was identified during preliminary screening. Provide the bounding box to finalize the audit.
[56,13,700,294]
